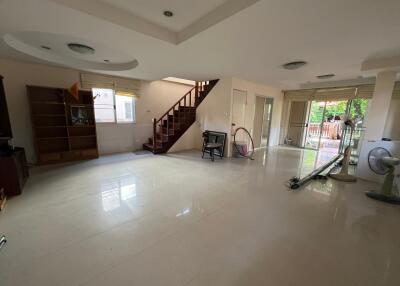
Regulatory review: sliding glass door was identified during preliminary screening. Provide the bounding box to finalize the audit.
[305,100,349,154]
[339,98,369,159]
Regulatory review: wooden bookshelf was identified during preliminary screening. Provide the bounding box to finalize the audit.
[27,86,99,165]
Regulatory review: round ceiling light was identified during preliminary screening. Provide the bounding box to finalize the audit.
[67,43,95,55]
[316,74,335,79]
[282,61,307,70]
[163,10,174,17]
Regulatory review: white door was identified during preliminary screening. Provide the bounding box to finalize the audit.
[287,101,308,147]
[232,89,247,142]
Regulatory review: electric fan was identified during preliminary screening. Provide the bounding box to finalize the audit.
[365,147,400,204]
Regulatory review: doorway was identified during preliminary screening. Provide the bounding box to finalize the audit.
[305,100,348,155]
[253,96,274,148]
[304,98,369,156]
[286,101,309,147]
[232,89,247,143]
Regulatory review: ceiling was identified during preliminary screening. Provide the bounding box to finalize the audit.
[4,31,138,71]
[99,0,230,32]
[1,0,400,90]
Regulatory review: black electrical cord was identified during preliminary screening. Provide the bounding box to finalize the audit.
[233,127,255,160]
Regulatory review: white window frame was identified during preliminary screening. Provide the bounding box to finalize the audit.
[93,88,136,124]
[115,93,136,124]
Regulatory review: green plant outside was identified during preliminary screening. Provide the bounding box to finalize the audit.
[309,99,368,123]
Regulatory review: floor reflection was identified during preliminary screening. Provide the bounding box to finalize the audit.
[101,177,137,212]
[297,148,338,178]
[176,208,190,217]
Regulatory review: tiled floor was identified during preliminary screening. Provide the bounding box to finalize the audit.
[0,147,399,286]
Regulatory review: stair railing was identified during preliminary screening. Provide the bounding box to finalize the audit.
[152,82,207,150]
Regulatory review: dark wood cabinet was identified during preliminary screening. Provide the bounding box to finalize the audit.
[0,147,29,196]
[0,75,12,141]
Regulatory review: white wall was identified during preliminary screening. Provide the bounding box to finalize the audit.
[97,80,192,154]
[168,124,200,153]
[0,58,192,163]
[383,98,400,140]
[364,71,397,141]
[169,77,284,156]
[231,77,283,147]
[169,78,233,155]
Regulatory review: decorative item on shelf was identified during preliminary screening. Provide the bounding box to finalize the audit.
[71,106,92,125]
[68,82,79,101]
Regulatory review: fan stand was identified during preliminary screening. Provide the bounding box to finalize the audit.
[330,119,357,182]
[366,165,400,204]
[330,146,357,182]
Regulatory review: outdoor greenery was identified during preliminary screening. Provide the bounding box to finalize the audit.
[309,99,368,123]
[350,98,369,122]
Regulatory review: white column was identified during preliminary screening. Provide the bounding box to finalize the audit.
[364,71,397,140]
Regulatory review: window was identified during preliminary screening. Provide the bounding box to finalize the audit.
[93,88,115,123]
[116,94,135,123]
[93,88,135,123]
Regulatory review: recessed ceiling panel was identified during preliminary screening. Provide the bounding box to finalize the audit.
[100,0,229,31]
[3,31,138,71]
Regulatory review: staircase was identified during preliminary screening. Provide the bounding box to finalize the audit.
[143,80,219,154]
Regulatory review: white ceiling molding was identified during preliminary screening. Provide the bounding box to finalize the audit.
[50,0,260,44]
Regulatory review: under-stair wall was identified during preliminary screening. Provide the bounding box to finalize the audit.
[168,78,233,155]
[143,80,219,154]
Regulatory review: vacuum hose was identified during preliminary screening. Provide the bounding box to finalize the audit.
[233,127,255,160]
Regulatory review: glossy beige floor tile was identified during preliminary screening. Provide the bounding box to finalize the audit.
[0,147,399,286]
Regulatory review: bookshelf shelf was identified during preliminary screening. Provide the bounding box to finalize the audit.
[27,86,98,165]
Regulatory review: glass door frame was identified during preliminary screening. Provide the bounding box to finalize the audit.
[303,99,352,153]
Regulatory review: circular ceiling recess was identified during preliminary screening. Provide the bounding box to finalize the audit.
[316,74,335,79]
[282,61,307,70]
[67,43,96,55]
[163,10,174,17]
[3,31,138,71]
